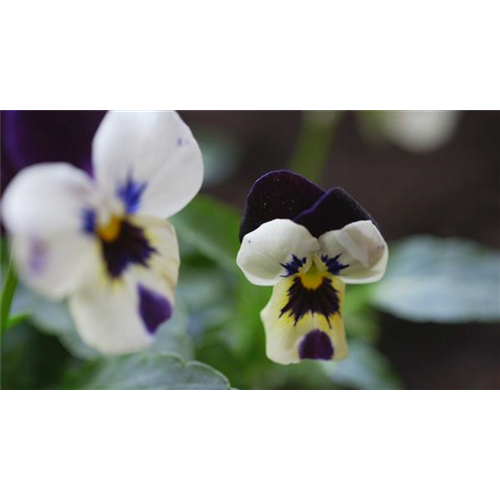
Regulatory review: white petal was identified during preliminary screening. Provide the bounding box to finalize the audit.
[318,220,388,284]
[237,219,320,286]
[2,164,99,299]
[382,111,460,153]
[2,163,95,234]
[69,216,180,355]
[92,111,204,218]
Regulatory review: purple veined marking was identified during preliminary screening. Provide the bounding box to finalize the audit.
[298,329,334,360]
[82,208,96,234]
[280,254,307,277]
[321,253,349,275]
[28,236,49,274]
[137,284,172,334]
[116,172,147,214]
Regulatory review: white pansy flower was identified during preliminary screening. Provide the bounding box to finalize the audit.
[2,111,203,354]
[237,171,388,365]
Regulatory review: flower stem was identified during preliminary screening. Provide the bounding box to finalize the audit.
[1,258,19,338]
[289,111,340,183]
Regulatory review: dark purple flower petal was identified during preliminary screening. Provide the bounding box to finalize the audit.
[293,187,377,238]
[239,170,324,241]
[0,114,16,236]
[1,111,106,194]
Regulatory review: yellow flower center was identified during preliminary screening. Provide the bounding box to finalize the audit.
[299,263,325,290]
[97,215,122,242]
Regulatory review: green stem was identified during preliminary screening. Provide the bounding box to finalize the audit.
[1,258,18,337]
[289,111,341,183]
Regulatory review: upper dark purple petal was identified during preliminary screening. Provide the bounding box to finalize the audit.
[239,170,324,241]
[293,187,377,238]
[0,110,16,232]
[1,111,106,186]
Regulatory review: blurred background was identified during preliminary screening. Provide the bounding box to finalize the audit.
[1,111,499,389]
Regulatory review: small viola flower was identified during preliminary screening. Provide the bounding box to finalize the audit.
[2,111,203,354]
[236,170,388,364]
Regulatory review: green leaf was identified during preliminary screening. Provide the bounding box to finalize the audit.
[148,297,195,360]
[1,321,71,390]
[0,258,19,335]
[11,286,100,359]
[321,340,402,390]
[65,352,230,390]
[230,277,270,355]
[10,281,194,360]
[172,194,241,273]
[373,236,500,323]
[0,238,9,268]
[6,311,30,329]
[177,268,234,339]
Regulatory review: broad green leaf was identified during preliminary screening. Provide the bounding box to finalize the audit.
[172,194,241,273]
[148,297,194,360]
[1,321,71,390]
[321,340,402,390]
[373,236,500,323]
[177,268,234,339]
[11,286,99,359]
[65,352,230,390]
[10,281,194,361]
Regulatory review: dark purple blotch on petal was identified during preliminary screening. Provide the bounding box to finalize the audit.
[101,221,156,278]
[138,284,172,334]
[0,110,106,195]
[239,170,324,241]
[293,187,377,238]
[299,329,334,360]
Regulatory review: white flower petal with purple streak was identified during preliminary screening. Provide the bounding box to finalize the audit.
[2,111,202,355]
[1,163,100,299]
[92,111,204,219]
[237,219,320,286]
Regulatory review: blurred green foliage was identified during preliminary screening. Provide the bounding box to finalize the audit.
[64,352,230,390]
[374,236,500,323]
